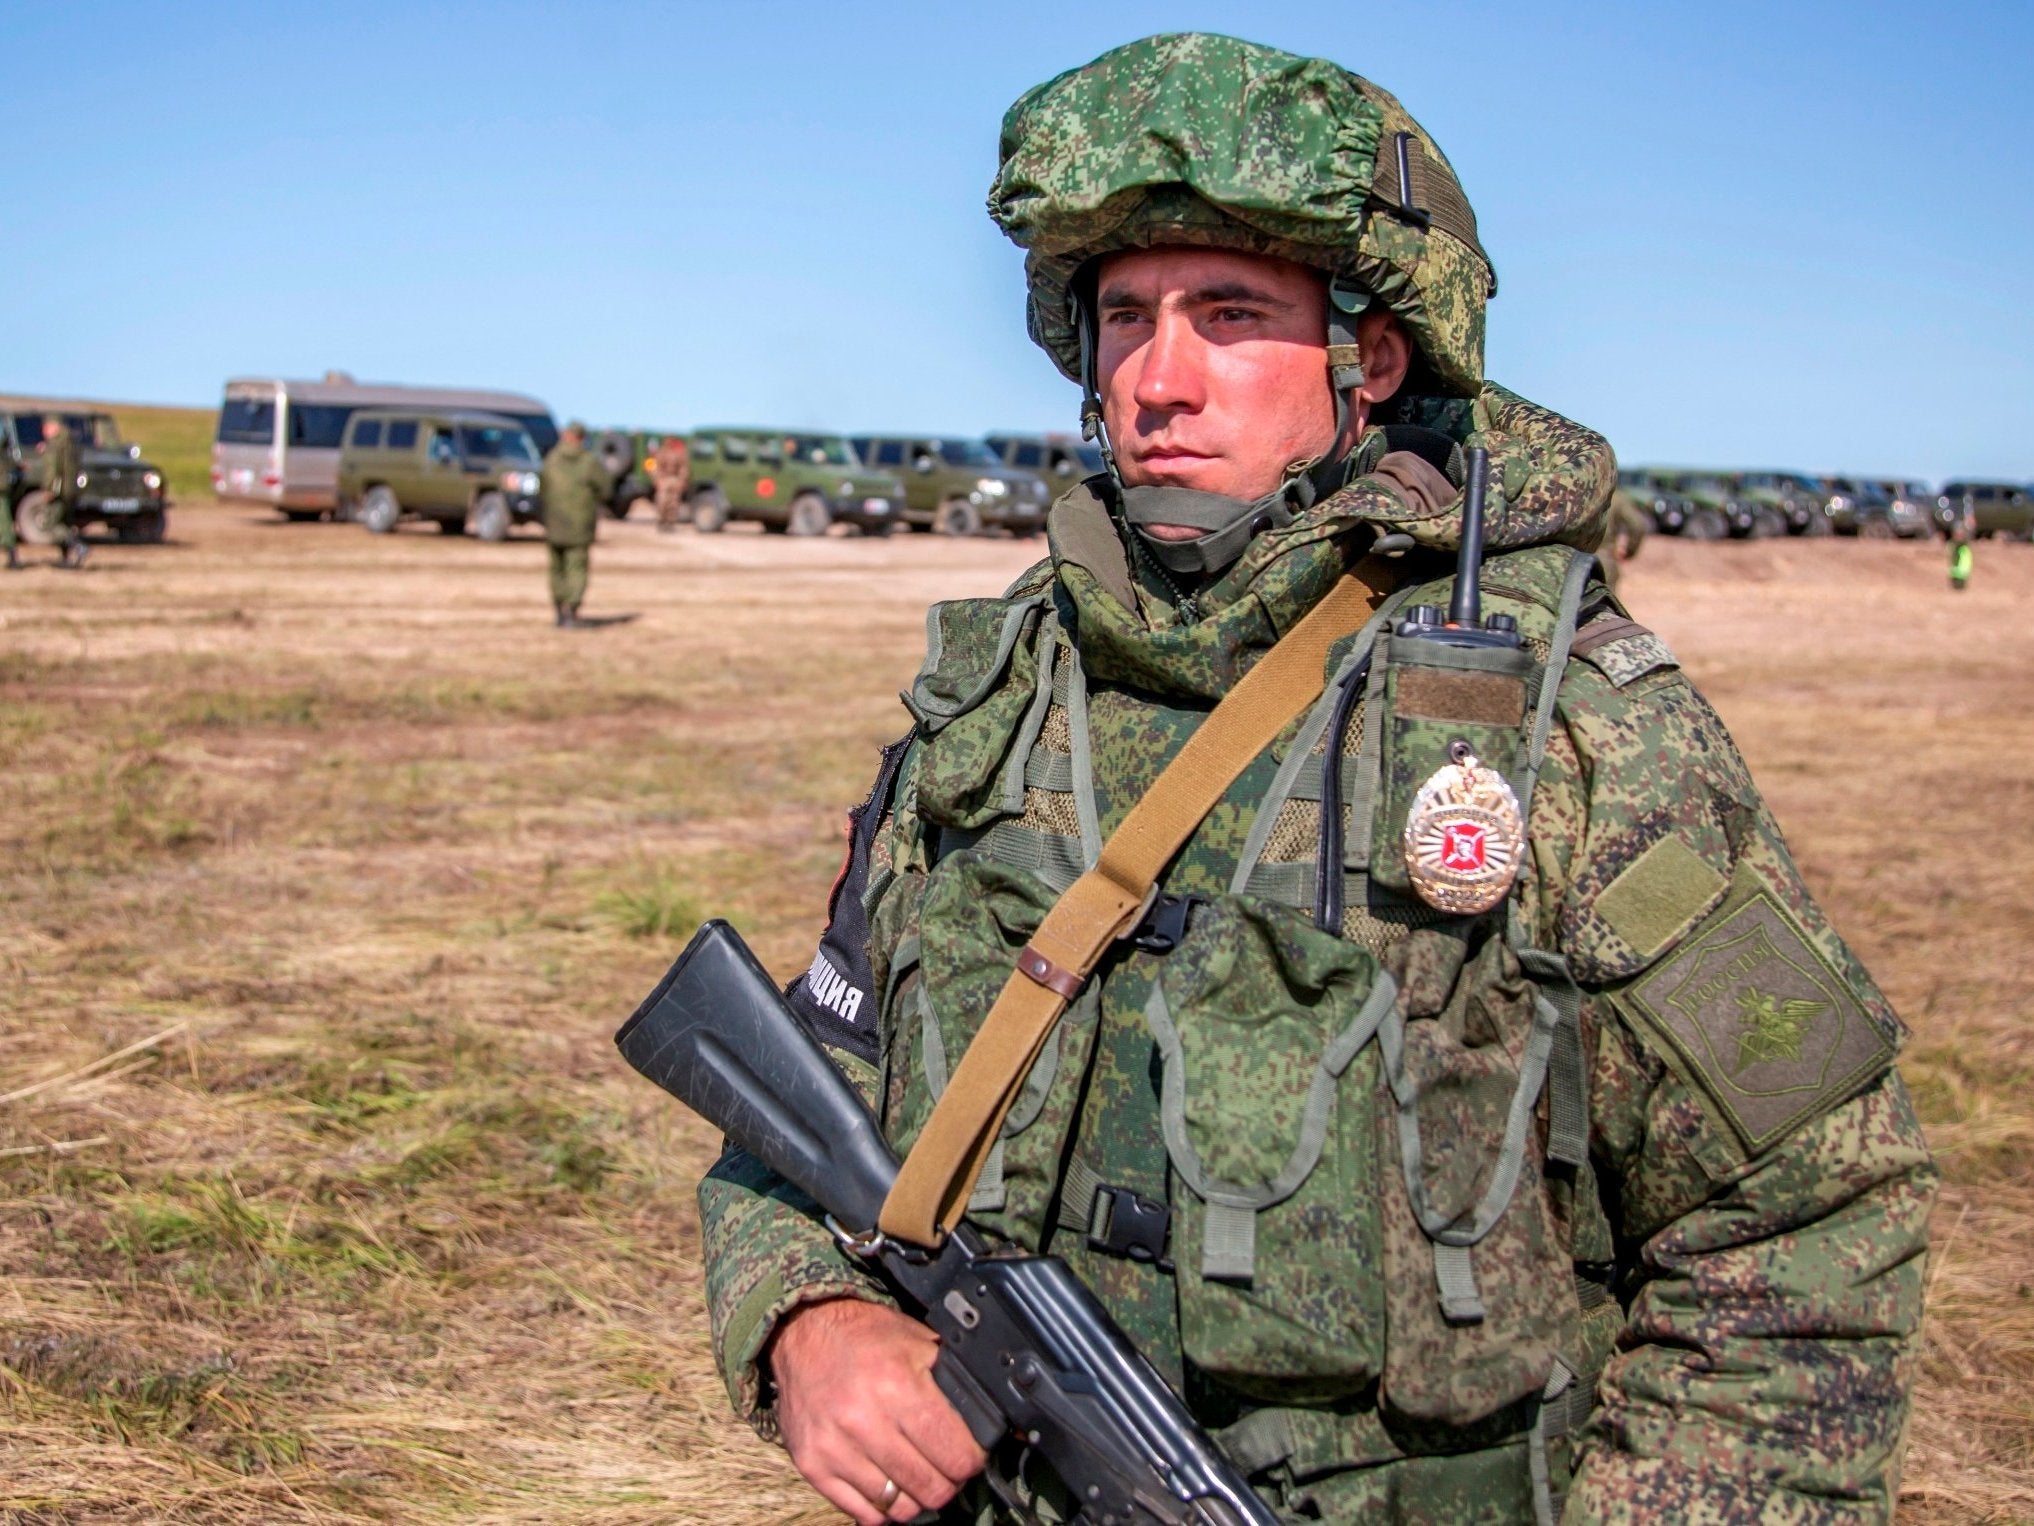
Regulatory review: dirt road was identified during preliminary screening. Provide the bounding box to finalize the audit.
[1,502,2027,1521]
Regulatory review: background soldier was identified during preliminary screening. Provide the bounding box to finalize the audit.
[652,433,691,532]
[540,421,609,628]
[1598,483,1648,595]
[1949,500,1975,590]
[697,35,1935,1526]
[2,459,18,571]
[42,416,87,569]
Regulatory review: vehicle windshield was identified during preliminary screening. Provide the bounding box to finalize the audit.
[937,439,1001,467]
[511,412,559,455]
[458,424,538,464]
[1076,445,1105,473]
[1684,478,1728,496]
[788,435,852,466]
[14,412,121,449]
[217,397,277,445]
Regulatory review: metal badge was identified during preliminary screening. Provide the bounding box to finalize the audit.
[1402,742,1525,915]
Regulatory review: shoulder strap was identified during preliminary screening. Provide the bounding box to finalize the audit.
[878,563,1397,1246]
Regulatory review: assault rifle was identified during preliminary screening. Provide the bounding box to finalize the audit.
[616,920,1279,1526]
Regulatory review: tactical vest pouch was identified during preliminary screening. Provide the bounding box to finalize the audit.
[880,851,1099,1251]
[906,595,1049,829]
[1366,635,1535,899]
[1143,894,1393,1401]
[1374,929,1576,1426]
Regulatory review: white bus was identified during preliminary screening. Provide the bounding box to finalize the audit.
[212,373,558,518]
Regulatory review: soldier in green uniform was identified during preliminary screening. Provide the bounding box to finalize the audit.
[540,421,610,628]
[42,416,88,569]
[697,36,1935,1526]
[2,462,18,571]
[1597,486,1648,596]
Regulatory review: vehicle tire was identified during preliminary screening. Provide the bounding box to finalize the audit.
[469,492,511,542]
[12,490,59,545]
[1860,515,1894,540]
[1803,509,1834,537]
[359,485,402,534]
[690,488,729,533]
[1752,508,1785,538]
[1683,507,1727,541]
[117,512,168,544]
[787,491,832,536]
[936,499,982,537]
[595,430,634,481]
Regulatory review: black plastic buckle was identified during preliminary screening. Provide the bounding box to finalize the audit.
[1087,1184,1173,1272]
[1127,892,1202,954]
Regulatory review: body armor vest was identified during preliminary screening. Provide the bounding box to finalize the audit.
[871,544,1622,1522]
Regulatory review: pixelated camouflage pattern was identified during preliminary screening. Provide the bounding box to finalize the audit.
[990,32,1495,396]
[1150,896,1392,1399]
[692,378,1936,1519]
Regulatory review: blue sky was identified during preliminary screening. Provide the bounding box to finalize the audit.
[9,1,2030,481]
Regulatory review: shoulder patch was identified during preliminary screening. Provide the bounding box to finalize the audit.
[1571,615,1677,689]
[1614,883,1894,1157]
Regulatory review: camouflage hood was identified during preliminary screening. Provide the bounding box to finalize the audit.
[1046,381,1612,700]
[991,33,1496,398]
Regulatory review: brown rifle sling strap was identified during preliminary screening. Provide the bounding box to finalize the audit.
[878,564,1393,1246]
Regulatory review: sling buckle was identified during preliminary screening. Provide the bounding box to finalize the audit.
[1087,1183,1174,1271]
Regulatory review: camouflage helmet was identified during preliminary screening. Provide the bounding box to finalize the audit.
[988,33,1496,399]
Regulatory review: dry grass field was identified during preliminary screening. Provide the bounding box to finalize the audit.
[1,501,2028,1522]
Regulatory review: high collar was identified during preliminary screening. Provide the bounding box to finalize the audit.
[1045,381,1613,703]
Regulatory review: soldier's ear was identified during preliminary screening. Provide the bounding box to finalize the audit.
[1356,311,1411,406]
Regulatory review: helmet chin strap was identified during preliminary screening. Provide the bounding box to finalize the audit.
[1074,276,1374,588]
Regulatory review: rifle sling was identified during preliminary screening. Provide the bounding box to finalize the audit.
[878,563,1393,1246]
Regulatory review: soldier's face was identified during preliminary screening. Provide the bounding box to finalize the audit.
[1094,247,1337,503]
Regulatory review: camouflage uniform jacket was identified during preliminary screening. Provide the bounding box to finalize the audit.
[539,441,608,548]
[42,424,79,506]
[698,383,1936,1523]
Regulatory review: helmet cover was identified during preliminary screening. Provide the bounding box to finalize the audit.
[989,32,1496,398]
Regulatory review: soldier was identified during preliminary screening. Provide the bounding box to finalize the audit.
[651,433,691,533]
[540,421,610,628]
[2,462,18,571]
[42,416,87,569]
[1597,484,1648,596]
[697,35,1936,1526]
[1948,500,1975,591]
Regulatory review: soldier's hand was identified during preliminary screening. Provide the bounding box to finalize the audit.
[768,1296,987,1524]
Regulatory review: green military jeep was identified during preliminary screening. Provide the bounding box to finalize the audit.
[1,402,170,543]
[683,428,902,535]
[1616,467,1700,536]
[1731,471,1833,536]
[849,435,1049,535]
[984,432,1107,489]
[1933,481,2034,540]
[337,409,544,540]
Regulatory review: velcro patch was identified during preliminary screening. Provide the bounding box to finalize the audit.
[1594,835,1728,960]
[1393,667,1526,726]
[1574,624,1678,689]
[1615,888,1893,1156]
